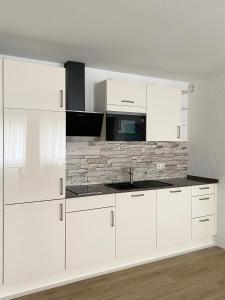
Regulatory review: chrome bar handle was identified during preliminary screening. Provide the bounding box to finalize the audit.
[60,178,64,195]
[60,90,64,108]
[131,194,144,197]
[199,187,210,190]
[59,203,63,221]
[177,126,181,139]
[199,218,210,222]
[121,100,134,104]
[170,190,182,193]
[199,197,210,201]
[110,211,114,227]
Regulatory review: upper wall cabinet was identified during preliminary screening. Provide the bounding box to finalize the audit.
[147,85,181,141]
[4,59,65,111]
[4,108,65,204]
[95,80,146,113]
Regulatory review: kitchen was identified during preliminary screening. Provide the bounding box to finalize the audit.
[0,1,224,299]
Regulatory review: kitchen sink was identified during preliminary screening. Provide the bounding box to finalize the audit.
[105,180,173,190]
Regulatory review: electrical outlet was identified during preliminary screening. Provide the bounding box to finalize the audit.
[157,163,165,170]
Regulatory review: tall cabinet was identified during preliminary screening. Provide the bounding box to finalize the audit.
[0,59,3,285]
[3,59,66,284]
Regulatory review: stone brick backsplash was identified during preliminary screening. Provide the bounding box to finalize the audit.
[66,141,188,186]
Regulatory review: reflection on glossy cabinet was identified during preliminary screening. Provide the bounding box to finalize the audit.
[116,191,156,262]
[66,207,115,274]
[4,199,65,284]
[157,187,191,248]
[147,85,181,141]
[4,109,65,204]
[4,59,65,111]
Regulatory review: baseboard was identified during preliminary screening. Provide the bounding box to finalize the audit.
[1,239,216,300]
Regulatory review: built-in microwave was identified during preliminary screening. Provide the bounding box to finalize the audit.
[106,112,146,141]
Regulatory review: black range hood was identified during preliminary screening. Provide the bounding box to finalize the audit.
[64,61,103,137]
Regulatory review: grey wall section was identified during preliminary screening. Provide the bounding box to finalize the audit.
[188,75,225,245]
[67,141,188,186]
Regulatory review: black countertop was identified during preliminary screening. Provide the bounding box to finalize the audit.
[66,175,218,199]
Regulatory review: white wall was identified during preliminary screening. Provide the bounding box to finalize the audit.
[188,75,225,244]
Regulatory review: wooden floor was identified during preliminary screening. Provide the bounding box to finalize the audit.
[16,247,225,300]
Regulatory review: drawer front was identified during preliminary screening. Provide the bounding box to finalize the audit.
[192,194,215,218]
[107,80,146,108]
[107,104,146,114]
[192,184,214,196]
[66,194,115,212]
[192,215,215,240]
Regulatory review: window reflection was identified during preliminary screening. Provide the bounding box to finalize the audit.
[39,113,65,165]
[4,110,27,167]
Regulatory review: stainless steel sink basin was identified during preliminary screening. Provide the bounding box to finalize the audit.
[105,180,173,190]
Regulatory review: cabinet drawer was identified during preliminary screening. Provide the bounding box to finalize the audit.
[192,184,214,196]
[66,194,115,212]
[106,80,146,108]
[192,215,215,240]
[192,194,215,218]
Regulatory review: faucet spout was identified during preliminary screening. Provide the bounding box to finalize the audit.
[127,167,134,184]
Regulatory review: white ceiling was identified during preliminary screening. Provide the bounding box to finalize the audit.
[0,0,224,80]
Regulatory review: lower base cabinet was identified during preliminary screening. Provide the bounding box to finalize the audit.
[116,190,156,262]
[4,199,65,284]
[66,207,115,273]
[157,187,191,248]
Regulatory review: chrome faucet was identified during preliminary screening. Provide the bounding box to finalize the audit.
[127,167,134,184]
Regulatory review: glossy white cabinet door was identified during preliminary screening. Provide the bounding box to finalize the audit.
[66,207,115,273]
[4,59,65,111]
[157,187,191,248]
[147,85,181,141]
[4,199,65,284]
[0,59,3,285]
[4,109,65,204]
[106,80,147,108]
[116,190,156,262]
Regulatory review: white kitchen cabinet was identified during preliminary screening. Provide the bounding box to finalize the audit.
[116,190,156,262]
[192,184,214,196]
[147,85,181,141]
[95,80,146,113]
[0,59,3,285]
[192,194,215,219]
[4,199,65,284]
[66,206,115,273]
[157,187,191,248]
[4,108,65,204]
[192,216,215,240]
[4,59,65,111]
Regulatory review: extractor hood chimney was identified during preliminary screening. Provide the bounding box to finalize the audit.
[64,61,103,137]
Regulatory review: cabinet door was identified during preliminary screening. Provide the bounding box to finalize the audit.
[147,85,181,141]
[0,59,2,285]
[106,80,146,109]
[4,200,65,284]
[116,190,156,262]
[66,207,115,273]
[4,59,65,111]
[157,187,191,248]
[4,109,65,204]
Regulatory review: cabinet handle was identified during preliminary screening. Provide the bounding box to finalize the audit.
[60,90,64,108]
[131,194,144,197]
[199,187,210,190]
[199,218,210,222]
[110,211,114,227]
[59,203,63,221]
[60,178,64,195]
[177,126,181,139]
[170,190,182,193]
[199,197,210,201]
[121,100,134,104]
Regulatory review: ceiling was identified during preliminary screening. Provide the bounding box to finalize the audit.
[0,0,224,80]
